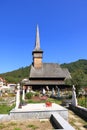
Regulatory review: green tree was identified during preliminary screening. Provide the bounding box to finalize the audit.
[65,69,86,96]
[71,69,86,95]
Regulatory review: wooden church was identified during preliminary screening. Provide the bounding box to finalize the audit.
[22,25,71,90]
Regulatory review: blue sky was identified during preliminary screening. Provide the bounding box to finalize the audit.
[0,0,87,73]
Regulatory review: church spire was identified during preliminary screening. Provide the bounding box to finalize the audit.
[34,25,40,50]
[32,25,43,68]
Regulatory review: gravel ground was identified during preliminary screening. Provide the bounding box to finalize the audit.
[68,110,87,130]
[0,119,53,130]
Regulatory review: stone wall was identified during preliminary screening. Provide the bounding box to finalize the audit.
[34,58,42,68]
[50,113,75,130]
[69,104,87,121]
[10,109,68,121]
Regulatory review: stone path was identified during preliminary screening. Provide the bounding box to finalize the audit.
[68,110,87,130]
[0,115,4,119]
[0,114,11,122]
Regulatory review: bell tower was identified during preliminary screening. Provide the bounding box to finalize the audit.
[32,25,43,69]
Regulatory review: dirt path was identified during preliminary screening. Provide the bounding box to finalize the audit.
[68,110,87,130]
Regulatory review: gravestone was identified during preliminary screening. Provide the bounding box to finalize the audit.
[15,83,20,109]
[42,88,46,95]
[52,88,55,97]
[56,86,60,98]
[22,86,25,101]
[71,85,78,106]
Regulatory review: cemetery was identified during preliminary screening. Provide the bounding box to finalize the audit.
[0,83,75,130]
[0,26,87,130]
[0,82,87,129]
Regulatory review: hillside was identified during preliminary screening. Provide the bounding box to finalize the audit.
[61,59,87,74]
[0,59,87,84]
[0,66,31,83]
[61,59,87,86]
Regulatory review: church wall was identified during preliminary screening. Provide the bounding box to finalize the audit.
[34,58,42,68]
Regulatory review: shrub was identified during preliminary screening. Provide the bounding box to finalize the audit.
[34,92,39,97]
[25,92,33,99]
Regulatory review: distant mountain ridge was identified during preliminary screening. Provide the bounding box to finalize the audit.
[0,59,87,83]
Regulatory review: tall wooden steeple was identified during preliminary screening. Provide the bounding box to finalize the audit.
[32,25,43,68]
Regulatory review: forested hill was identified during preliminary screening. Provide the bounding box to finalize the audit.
[61,59,87,74]
[0,66,31,83]
[0,59,87,83]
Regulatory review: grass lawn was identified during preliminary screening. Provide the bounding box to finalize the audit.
[0,104,15,114]
[78,96,87,108]
[26,96,62,104]
[0,119,53,130]
[0,95,62,114]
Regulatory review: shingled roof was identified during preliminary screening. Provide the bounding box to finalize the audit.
[30,63,71,79]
